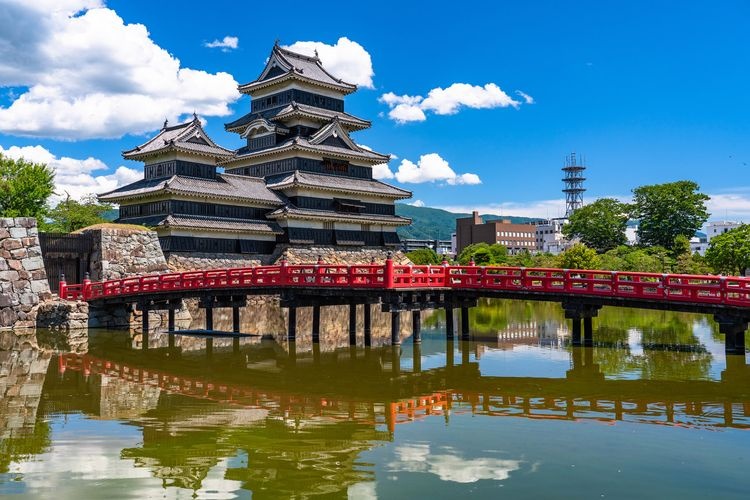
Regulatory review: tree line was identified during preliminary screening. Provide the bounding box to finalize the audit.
[1,153,114,232]
[408,180,750,276]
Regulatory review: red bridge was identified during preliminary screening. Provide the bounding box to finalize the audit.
[59,257,750,353]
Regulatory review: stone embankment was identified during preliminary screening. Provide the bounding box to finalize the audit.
[86,226,170,281]
[0,218,52,329]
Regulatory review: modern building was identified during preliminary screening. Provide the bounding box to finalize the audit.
[400,238,452,255]
[707,221,742,241]
[456,211,538,255]
[535,218,567,255]
[100,43,412,254]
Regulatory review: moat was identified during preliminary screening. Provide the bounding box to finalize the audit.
[2,299,749,499]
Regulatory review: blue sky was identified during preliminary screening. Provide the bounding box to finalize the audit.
[0,0,749,220]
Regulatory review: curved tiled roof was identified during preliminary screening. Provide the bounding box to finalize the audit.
[267,205,411,226]
[158,215,283,235]
[224,103,370,133]
[238,44,356,95]
[99,173,284,205]
[266,170,411,199]
[123,115,234,161]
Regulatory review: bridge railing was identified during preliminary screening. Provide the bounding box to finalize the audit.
[59,259,750,308]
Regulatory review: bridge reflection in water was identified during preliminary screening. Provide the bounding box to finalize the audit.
[2,312,750,497]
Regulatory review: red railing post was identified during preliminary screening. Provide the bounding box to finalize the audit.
[279,254,288,285]
[59,274,67,299]
[384,252,394,289]
[442,257,451,288]
[82,272,91,301]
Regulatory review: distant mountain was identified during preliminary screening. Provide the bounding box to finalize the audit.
[395,204,542,240]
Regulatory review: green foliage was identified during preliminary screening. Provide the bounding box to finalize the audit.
[0,153,55,219]
[562,198,629,252]
[632,180,709,250]
[456,243,508,265]
[46,194,114,233]
[406,248,442,265]
[557,243,600,269]
[705,224,750,275]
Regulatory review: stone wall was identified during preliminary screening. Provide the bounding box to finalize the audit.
[0,218,51,329]
[167,252,270,272]
[277,245,411,265]
[86,227,170,281]
[36,300,89,330]
[0,332,51,439]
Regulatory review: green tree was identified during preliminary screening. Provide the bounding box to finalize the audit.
[632,181,709,250]
[556,243,600,269]
[562,198,629,252]
[0,153,55,219]
[46,194,114,233]
[705,224,750,275]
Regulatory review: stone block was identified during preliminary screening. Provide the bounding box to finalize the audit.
[21,257,44,271]
[0,294,11,307]
[7,259,21,271]
[15,218,36,229]
[10,248,28,259]
[0,270,19,282]
[1,239,22,251]
[0,307,16,327]
[9,227,27,238]
[0,260,6,271]
[0,228,9,239]
[31,280,49,294]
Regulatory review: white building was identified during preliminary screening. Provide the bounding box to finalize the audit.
[535,218,567,255]
[706,221,742,242]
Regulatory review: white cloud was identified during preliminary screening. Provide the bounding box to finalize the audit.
[284,37,374,89]
[706,193,750,220]
[388,444,523,484]
[380,83,522,123]
[372,163,395,180]
[437,199,567,219]
[204,36,239,51]
[393,153,481,185]
[0,144,140,203]
[515,90,535,104]
[410,200,426,207]
[0,2,239,139]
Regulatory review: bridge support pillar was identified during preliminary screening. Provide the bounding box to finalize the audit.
[445,307,454,340]
[563,303,601,347]
[413,341,422,373]
[391,344,401,376]
[206,337,213,358]
[446,339,455,367]
[349,303,357,346]
[232,306,241,334]
[168,333,175,349]
[364,304,372,347]
[583,317,593,347]
[461,340,470,365]
[205,307,214,332]
[312,305,321,343]
[233,337,240,354]
[570,318,582,346]
[391,311,401,345]
[167,309,175,332]
[714,314,748,355]
[460,307,470,340]
[288,306,297,341]
[412,310,421,343]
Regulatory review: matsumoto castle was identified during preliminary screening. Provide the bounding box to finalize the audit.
[100,42,411,254]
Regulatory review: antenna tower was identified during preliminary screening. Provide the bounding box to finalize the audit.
[562,152,586,217]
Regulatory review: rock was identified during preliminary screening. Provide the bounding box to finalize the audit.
[21,256,44,271]
[8,227,27,239]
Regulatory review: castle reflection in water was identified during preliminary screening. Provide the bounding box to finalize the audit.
[1,299,749,498]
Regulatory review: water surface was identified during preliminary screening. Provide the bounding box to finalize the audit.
[1,300,749,498]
